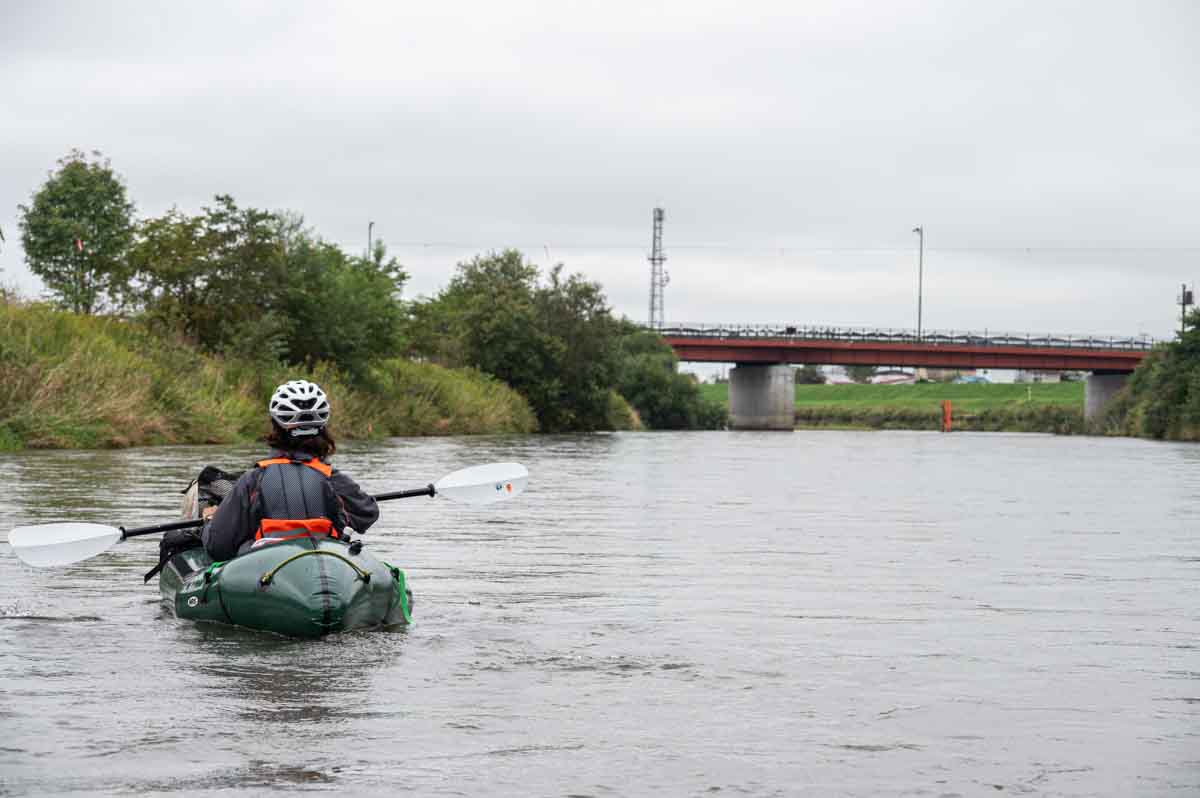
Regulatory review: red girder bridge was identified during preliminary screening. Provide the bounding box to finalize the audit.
[657,323,1158,430]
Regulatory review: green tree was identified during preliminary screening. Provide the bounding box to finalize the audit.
[128,201,409,381]
[405,249,529,367]
[197,195,287,355]
[796,364,824,384]
[846,364,878,384]
[281,237,409,381]
[127,195,287,356]
[404,250,730,432]
[124,208,210,336]
[1099,308,1200,439]
[614,324,726,429]
[18,150,135,313]
[406,250,627,432]
[435,250,557,394]
[533,266,622,430]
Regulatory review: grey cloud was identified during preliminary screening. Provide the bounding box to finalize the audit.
[1,0,1197,338]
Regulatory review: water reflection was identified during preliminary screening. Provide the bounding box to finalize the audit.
[0,446,258,526]
[184,623,411,728]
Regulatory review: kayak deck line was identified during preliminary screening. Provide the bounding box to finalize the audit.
[258,549,372,586]
[161,530,412,638]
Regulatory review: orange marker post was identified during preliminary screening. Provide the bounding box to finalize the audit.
[941,400,952,433]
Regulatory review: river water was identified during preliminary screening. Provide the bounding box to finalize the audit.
[0,431,1197,797]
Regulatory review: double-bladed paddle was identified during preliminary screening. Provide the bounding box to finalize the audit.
[7,461,528,568]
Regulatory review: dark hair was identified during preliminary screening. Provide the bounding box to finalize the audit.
[266,421,336,459]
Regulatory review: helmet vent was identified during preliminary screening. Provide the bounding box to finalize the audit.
[268,380,331,432]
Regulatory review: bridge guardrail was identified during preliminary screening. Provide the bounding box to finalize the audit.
[655,323,1157,351]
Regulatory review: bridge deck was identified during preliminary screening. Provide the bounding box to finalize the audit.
[663,335,1150,372]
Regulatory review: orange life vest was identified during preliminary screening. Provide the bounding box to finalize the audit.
[253,457,339,543]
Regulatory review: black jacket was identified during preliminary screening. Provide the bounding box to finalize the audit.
[202,449,379,561]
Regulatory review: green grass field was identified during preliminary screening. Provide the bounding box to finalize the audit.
[699,381,1083,410]
[698,381,1086,433]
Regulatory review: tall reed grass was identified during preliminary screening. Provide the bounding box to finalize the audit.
[0,298,537,450]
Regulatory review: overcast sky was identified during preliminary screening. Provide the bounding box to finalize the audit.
[2,1,1197,339]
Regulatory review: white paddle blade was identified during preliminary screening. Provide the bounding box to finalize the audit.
[7,522,123,567]
[434,462,528,505]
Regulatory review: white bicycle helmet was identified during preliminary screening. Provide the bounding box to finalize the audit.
[268,380,331,436]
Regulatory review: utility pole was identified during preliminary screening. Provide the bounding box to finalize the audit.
[367,221,375,259]
[912,225,924,340]
[648,208,668,329]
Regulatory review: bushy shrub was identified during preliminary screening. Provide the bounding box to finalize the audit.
[1100,316,1200,441]
[614,326,727,430]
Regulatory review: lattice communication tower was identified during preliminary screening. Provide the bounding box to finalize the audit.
[1180,283,1194,337]
[648,207,668,328]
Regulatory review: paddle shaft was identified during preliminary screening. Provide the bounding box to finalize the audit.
[121,518,203,539]
[373,484,435,502]
[117,485,437,540]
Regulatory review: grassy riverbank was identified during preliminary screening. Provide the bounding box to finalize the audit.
[0,298,539,450]
[699,382,1086,433]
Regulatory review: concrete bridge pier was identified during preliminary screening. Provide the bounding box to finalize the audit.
[729,364,795,430]
[1085,371,1128,422]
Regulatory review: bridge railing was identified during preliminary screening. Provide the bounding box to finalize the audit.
[655,323,1157,351]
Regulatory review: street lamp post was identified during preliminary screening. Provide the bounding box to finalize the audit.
[368,221,375,259]
[912,225,924,340]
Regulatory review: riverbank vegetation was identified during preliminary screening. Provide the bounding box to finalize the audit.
[0,296,538,450]
[4,151,723,449]
[1099,316,1200,441]
[699,382,1086,433]
[402,250,722,432]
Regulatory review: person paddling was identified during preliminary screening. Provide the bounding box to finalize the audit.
[201,380,379,561]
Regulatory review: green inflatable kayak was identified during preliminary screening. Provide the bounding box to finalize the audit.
[7,462,527,638]
[155,465,413,638]
[159,534,412,638]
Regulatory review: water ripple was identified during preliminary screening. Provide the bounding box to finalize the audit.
[0,432,1198,796]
